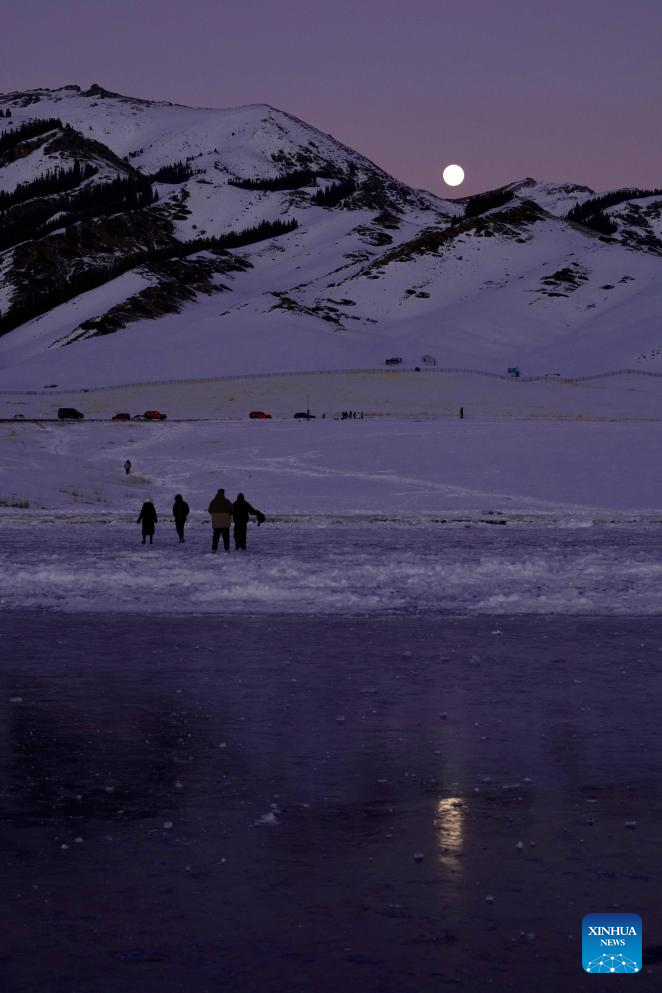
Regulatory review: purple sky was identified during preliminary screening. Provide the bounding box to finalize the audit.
[2,0,661,196]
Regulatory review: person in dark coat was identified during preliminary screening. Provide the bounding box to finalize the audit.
[231,492,265,550]
[172,494,190,543]
[124,459,132,475]
[208,488,233,552]
[137,500,157,544]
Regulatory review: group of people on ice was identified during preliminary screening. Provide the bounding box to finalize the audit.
[137,489,265,552]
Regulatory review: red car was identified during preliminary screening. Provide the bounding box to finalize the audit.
[112,412,131,421]
[249,410,272,419]
[143,410,167,420]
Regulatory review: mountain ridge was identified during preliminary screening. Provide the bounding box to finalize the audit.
[0,85,661,389]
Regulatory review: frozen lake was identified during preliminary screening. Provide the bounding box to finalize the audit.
[2,610,661,991]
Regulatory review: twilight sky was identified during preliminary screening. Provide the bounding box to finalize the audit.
[2,0,661,196]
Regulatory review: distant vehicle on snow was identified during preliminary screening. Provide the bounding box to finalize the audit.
[112,412,131,421]
[385,357,403,366]
[249,411,272,419]
[13,413,25,419]
[58,407,84,420]
[293,411,315,419]
[143,410,167,420]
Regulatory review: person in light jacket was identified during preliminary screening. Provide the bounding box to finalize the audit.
[208,488,233,552]
[172,494,190,543]
[137,500,157,544]
[231,493,265,550]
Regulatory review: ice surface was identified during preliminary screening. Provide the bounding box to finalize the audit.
[2,612,661,992]
[1,521,661,616]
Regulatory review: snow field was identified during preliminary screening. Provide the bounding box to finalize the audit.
[2,415,662,516]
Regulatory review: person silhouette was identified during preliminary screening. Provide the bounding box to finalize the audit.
[137,500,157,544]
[232,493,265,550]
[172,494,190,543]
[208,488,233,552]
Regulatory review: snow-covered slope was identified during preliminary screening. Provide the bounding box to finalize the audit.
[0,85,384,183]
[0,84,661,389]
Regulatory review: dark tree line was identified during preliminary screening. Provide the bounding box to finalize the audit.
[0,216,298,337]
[572,210,617,236]
[312,177,356,207]
[0,200,67,251]
[182,217,298,252]
[149,161,194,183]
[0,172,157,252]
[464,188,514,218]
[70,172,157,215]
[0,162,97,212]
[0,260,136,336]
[0,117,62,155]
[566,188,662,222]
[228,169,316,191]
[565,188,662,234]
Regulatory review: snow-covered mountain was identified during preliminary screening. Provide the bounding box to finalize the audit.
[1,84,661,389]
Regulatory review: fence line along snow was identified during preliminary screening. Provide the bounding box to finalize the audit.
[2,367,662,397]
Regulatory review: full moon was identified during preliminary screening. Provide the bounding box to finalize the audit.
[442,164,465,187]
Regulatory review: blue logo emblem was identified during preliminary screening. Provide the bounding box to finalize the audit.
[582,913,642,973]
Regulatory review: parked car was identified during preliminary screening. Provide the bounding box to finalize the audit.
[143,410,167,420]
[132,414,146,421]
[58,407,84,420]
[13,413,25,419]
[293,411,315,419]
[112,412,131,421]
[249,410,272,419]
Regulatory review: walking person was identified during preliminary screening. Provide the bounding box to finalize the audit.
[173,493,190,543]
[232,492,265,550]
[208,488,233,553]
[137,499,157,544]
[124,459,131,474]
